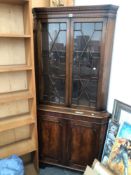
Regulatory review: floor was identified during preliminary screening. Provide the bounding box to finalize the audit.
[39,166,83,175]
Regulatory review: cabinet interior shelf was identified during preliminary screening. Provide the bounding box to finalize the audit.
[0,91,33,103]
[0,138,36,159]
[0,114,35,132]
[0,34,31,38]
[0,65,32,72]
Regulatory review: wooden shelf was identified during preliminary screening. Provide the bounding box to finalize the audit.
[0,113,35,132]
[0,0,38,170]
[0,34,31,38]
[0,65,32,72]
[0,91,33,103]
[0,3,30,35]
[0,0,29,5]
[0,138,37,159]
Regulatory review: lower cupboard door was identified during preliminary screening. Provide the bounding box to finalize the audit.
[67,120,100,169]
[39,116,64,164]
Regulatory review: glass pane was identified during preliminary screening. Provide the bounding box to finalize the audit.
[95,23,103,31]
[92,31,102,41]
[60,23,66,30]
[72,79,98,107]
[48,23,59,41]
[74,23,81,30]
[74,31,83,51]
[42,22,67,105]
[72,22,102,107]
[82,23,94,37]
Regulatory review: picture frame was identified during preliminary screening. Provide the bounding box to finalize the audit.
[101,119,119,165]
[112,99,131,124]
[108,122,131,175]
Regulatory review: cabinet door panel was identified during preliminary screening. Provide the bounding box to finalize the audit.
[39,116,63,163]
[41,19,69,105]
[68,120,99,167]
[71,20,103,108]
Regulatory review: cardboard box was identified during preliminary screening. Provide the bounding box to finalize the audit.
[84,165,97,175]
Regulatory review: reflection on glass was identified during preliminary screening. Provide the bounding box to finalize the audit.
[95,23,103,31]
[72,22,103,107]
[60,23,66,30]
[74,23,81,30]
[42,23,66,104]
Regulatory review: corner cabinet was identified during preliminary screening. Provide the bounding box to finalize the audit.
[33,5,118,170]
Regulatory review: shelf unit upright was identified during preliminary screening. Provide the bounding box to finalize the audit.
[0,0,38,170]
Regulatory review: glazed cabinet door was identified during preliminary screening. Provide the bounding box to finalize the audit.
[37,18,70,106]
[69,18,106,110]
[39,115,64,164]
[67,120,100,169]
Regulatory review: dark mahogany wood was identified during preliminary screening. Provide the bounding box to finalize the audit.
[39,116,63,163]
[33,5,118,171]
[33,5,118,110]
[68,120,100,167]
[38,106,109,170]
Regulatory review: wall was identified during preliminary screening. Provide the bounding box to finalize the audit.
[32,0,73,7]
[75,0,131,113]
[32,0,50,8]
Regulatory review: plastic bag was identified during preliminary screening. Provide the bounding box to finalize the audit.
[0,155,24,175]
